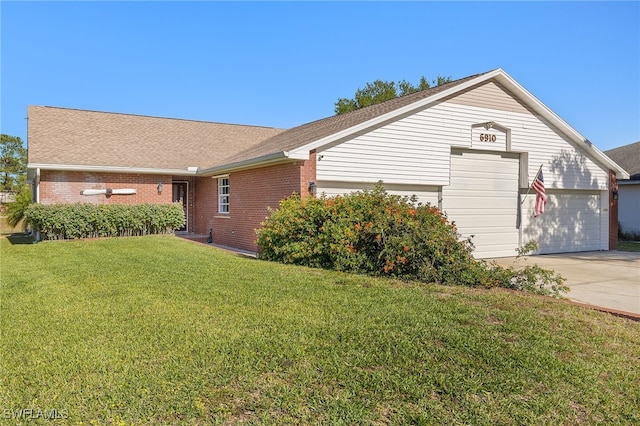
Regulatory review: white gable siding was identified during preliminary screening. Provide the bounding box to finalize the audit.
[446,81,531,114]
[315,181,439,206]
[315,120,453,185]
[316,81,609,191]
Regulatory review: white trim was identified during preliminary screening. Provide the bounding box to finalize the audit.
[28,163,199,176]
[217,176,230,214]
[286,69,628,180]
[289,71,505,157]
[198,151,305,176]
[35,168,40,204]
[485,71,628,179]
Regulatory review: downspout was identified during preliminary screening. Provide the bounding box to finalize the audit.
[31,168,41,241]
[35,167,40,204]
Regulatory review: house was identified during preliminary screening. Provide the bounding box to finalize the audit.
[27,69,629,258]
[605,141,640,236]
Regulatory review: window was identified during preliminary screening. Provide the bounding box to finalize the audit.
[218,177,229,213]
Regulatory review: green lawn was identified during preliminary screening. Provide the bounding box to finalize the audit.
[1,236,639,425]
[619,240,640,252]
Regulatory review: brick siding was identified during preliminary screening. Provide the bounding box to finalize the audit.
[194,152,316,252]
[38,151,316,251]
[39,171,172,205]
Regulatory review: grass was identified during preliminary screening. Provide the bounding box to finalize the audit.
[1,235,639,425]
[619,240,640,252]
[0,215,23,235]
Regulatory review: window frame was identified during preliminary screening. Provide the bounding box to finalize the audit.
[217,176,230,214]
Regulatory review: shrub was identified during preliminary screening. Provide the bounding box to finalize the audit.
[24,202,185,240]
[257,184,567,297]
[618,223,640,242]
[5,186,32,231]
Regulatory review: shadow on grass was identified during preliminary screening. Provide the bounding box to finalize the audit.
[5,233,36,245]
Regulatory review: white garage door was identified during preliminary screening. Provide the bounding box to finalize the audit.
[521,192,602,254]
[443,150,520,258]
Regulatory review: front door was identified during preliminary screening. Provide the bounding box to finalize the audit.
[172,182,188,232]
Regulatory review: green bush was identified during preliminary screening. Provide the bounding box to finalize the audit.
[24,202,185,240]
[618,223,640,242]
[257,184,567,297]
[5,186,32,231]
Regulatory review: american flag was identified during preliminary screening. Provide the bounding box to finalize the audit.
[532,170,546,217]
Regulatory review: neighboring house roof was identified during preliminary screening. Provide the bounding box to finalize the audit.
[605,141,640,179]
[28,106,285,174]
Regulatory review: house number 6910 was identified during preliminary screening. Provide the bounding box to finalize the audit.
[479,133,497,142]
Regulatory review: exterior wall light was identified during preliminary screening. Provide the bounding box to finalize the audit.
[157,182,163,195]
[613,190,619,201]
[308,181,317,195]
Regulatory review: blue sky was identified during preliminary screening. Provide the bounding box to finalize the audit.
[1,1,638,152]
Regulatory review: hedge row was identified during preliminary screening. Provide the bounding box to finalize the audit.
[24,203,185,240]
[257,184,568,297]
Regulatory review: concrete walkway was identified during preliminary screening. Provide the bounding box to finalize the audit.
[491,251,640,316]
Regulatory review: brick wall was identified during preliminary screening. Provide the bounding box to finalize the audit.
[39,152,317,252]
[194,152,316,252]
[39,170,173,205]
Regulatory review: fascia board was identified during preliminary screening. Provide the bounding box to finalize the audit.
[28,163,199,176]
[288,70,504,157]
[289,68,628,179]
[492,72,630,179]
[197,151,304,176]
[618,179,640,185]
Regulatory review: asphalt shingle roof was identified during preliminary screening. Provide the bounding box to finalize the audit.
[221,72,489,165]
[28,106,285,170]
[28,71,490,172]
[605,141,640,178]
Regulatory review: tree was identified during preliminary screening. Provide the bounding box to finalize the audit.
[1,134,27,192]
[6,186,32,230]
[334,75,452,115]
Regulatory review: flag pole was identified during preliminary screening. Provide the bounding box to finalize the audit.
[520,163,544,205]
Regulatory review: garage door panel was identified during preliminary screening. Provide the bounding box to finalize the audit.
[445,197,517,209]
[450,215,518,227]
[443,151,520,258]
[522,192,602,254]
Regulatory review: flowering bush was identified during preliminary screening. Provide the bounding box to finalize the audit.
[257,184,567,296]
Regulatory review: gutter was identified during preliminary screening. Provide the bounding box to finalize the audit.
[28,163,200,176]
[197,150,307,176]
[36,167,40,203]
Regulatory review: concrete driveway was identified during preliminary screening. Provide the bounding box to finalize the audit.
[490,251,640,316]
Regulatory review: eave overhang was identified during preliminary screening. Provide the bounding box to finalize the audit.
[286,68,629,180]
[197,150,308,176]
[28,163,200,176]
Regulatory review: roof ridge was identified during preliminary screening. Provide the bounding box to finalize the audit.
[30,105,285,130]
